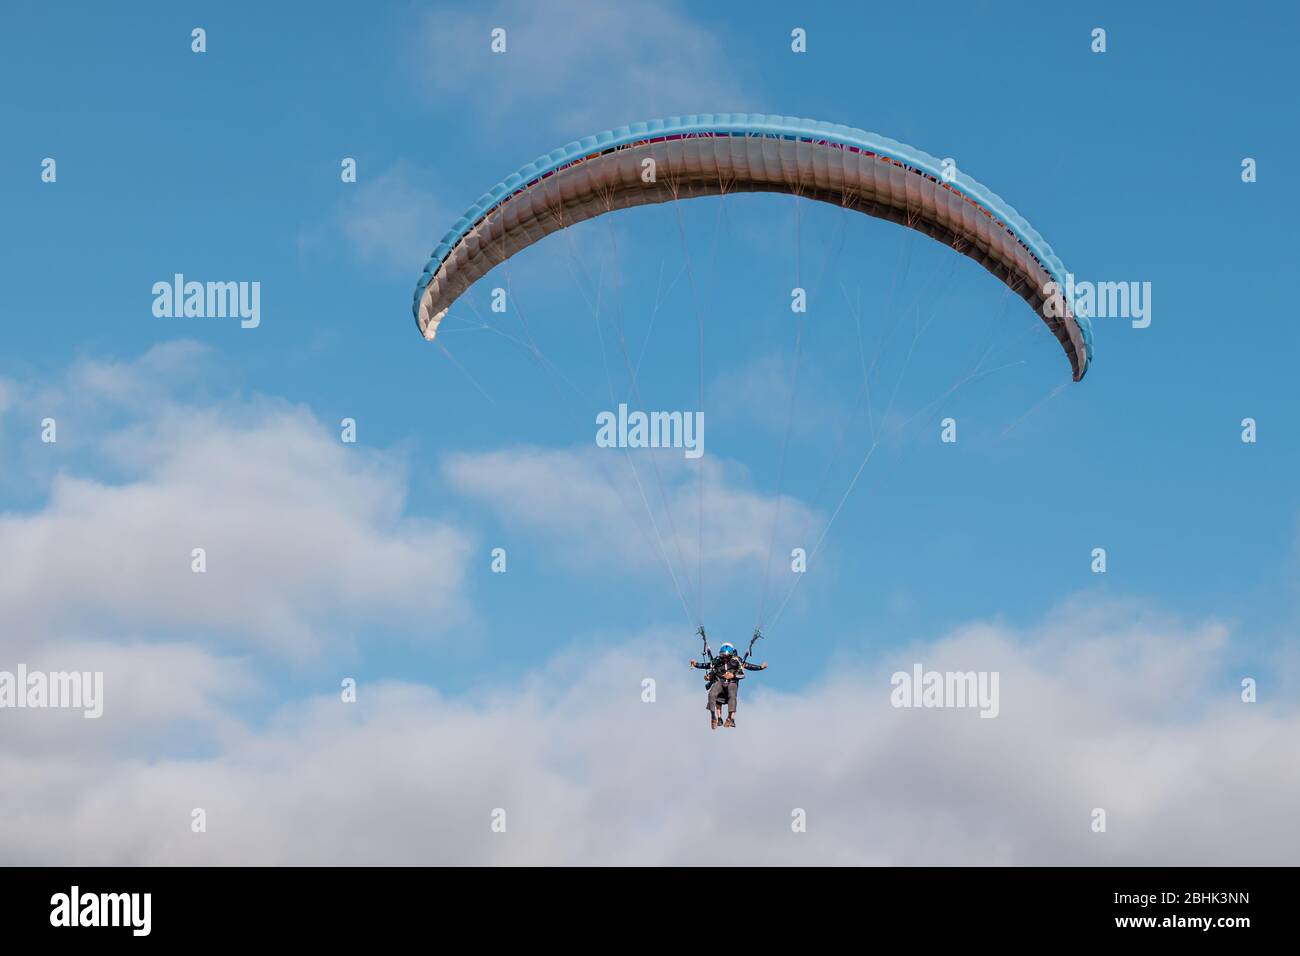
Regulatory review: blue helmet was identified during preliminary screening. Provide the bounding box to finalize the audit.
[719,643,737,656]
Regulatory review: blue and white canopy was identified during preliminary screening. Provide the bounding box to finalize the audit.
[413,114,1091,380]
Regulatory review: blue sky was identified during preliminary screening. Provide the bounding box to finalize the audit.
[1,1,1298,864]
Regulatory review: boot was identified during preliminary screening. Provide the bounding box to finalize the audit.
[710,712,719,730]
[724,714,736,728]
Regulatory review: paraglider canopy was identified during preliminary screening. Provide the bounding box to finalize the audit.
[413,114,1092,379]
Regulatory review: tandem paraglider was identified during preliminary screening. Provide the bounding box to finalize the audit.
[690,627,768,730]
[410,114,1094,730]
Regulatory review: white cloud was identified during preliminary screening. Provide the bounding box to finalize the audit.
[442,444,822,584]
[417,0,749,134]
[67,340,212,410]
[0,341,212,437]
[339,160,450,274]
[0,641,257,754]
[297,160,448,276]
[2,602,1296,865]
[0,350,474,659]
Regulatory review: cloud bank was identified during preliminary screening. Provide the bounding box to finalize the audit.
[0,344,474,660]
[2,602,1294,865]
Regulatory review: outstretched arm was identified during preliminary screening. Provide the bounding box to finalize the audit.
[742,660,769,671]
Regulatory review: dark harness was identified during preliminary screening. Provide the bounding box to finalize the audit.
[697,627,763,688]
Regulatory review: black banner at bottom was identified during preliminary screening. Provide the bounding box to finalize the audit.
[0,866,1281,942]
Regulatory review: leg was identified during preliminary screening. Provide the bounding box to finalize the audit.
[707,681,724,729]
[723,682,738,727]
